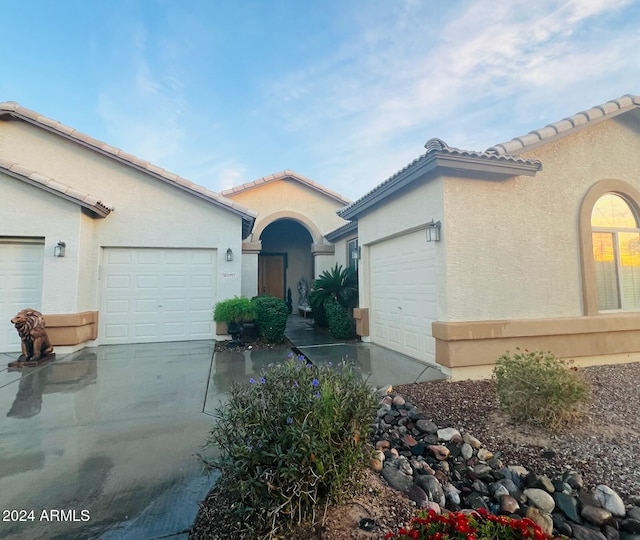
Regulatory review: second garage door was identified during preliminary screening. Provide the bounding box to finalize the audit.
[100,248,217,345]
[369,230,436,363]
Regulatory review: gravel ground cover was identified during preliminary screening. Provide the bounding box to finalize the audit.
[190,361,640,539]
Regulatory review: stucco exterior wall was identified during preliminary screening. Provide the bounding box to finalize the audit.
[0,120,245,315]
[333,233,357,270]
[0,174,83,313]
[356,176,446,317]
[442,115,640,321]
[226,179,348,241]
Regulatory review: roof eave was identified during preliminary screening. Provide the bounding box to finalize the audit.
[339,153,540,220]
[324,220,357,242]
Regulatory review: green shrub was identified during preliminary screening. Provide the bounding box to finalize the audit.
[493,349,591,430]
[309,264,358,328]
[213,296,255,324]
[202,357,376,538]
[251,295,289,343]
[325,298,355,340]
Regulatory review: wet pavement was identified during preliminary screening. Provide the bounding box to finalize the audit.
[0,316,444,539]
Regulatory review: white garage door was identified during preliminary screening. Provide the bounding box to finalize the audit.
[0,239,44,353]
[369,229,436,363]
[100,248,217,345]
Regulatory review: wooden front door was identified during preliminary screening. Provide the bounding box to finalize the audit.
[258,254,286,299]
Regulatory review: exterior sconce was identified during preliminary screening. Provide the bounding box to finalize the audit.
[426,220,441,242]
[351,246,361,260]
[54,241,66,257]
[225,248,233,262]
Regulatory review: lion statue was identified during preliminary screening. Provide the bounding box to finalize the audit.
[11,308,54,362]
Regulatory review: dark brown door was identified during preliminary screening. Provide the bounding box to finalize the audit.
[258,254,286,299]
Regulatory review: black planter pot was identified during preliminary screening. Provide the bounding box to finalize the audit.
[227,321,244,347]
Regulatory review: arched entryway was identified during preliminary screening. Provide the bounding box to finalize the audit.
[258,219,313,304]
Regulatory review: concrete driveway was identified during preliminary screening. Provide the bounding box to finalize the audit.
[0,341,219,540]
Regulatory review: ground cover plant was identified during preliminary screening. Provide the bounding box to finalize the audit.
[492,349,591,430]
[386,507,566,540]
[201,355,376,539]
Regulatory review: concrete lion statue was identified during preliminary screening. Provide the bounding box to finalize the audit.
[11,308,54,362]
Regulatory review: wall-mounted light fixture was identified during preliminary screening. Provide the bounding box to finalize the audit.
[54,241,66,257]
[351,246,361,260]
[426,220,441,242]
[225,248,233,262]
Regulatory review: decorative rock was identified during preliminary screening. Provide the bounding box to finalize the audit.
[411,443,426,457]
[572,523,608,540]
[405,483,429,507]
[580,491,604,509]
[424,501,441,514]
[443,483,461,505]
[603,525,620,540]
[437,427,461,441]
[564,470,585,490]
[370,457,383,472]
[415,419,438,433]
[623,519,640,534]
[620,533,640,540]
[629,508,640,521]
[463,433,482,449]
[461,443,473,460]
[466,492,490,511]
[427,445,450,460]
[536,475,555,493]
[414,474,445,506]
[552,513,574,537]
[491,483,510,500]
[375,440,390,451]
[582,505,613,526]
[392,395,405,407]
[499,494,520,514]
[526,507,553,537]
[524,488,555,513]
[403,434,417,447]
[381,467,412,491]
[553,491,583,524]
[374,450,385,462]
[477,448,493,461]
[473,464,493,480]
[471,479,489,496]
[595,485,627,518]
[496,478,520,497]
[508,465,529,477]
[389,448,399,458]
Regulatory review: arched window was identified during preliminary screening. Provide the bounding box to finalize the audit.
[591,193,640,310]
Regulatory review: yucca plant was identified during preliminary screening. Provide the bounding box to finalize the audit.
[309,264,358,327]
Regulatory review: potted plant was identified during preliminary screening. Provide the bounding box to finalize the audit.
[213,297,256,346]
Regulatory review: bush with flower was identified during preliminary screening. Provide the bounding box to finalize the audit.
[385,508,568,540]
[201,355,376,538]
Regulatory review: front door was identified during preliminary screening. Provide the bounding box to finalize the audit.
[258,254,286,299]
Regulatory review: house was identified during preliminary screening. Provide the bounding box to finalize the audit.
[339,94,640,379]
[0,102,256,354]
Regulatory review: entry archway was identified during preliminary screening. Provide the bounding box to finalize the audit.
[258,219,314,305]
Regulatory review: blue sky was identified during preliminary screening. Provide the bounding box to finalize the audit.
[1,0,638,200]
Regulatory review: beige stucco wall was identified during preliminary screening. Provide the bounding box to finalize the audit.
[442,114,640,321]
[333,233,357,270]
[356,175,446,318]
[226,179,348,242]
[1,174,83,313]
[0,120,245,319]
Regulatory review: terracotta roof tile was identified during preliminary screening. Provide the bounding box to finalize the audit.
[0,101,257,227]
[0,159,113,218]
[488,94,640,155]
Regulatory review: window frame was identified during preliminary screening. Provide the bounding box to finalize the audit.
[579,179,640,315]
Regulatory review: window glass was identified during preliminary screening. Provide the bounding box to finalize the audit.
[591,193,637,228]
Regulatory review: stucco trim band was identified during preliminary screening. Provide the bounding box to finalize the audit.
[433,314,640,369]
[44,311,98,346]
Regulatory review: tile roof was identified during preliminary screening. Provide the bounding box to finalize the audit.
[324,220,357,242]
[339,138,541,220]
[487,94,640,156]
[222,169,351,205]
[0,102,258,231]
[0,157,113,217]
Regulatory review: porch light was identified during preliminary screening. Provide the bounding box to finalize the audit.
[352,246,361,260]
[225,248,233,262]
[426,220,441,242]
[54,241,66,257]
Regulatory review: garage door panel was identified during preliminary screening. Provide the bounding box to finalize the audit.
[0,242,44,352]
[100,248,217,345]
[370,230,436,363]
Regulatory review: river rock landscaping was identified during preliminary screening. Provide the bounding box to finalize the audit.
[190,361,640,539]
